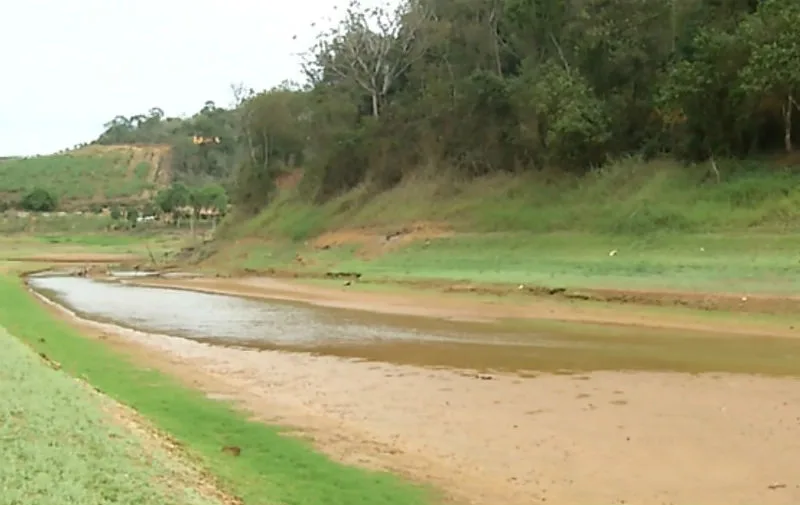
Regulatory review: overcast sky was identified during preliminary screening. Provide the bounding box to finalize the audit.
[0,0,352,156]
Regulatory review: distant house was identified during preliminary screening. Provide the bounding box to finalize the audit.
[191,135,221,145]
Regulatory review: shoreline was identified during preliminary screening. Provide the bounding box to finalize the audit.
[27,276,800,505]
[128,275,800,339]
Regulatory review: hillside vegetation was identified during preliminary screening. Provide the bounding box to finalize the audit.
[0,145,170,210]
[73,0,800,293]
[95,0,800,222]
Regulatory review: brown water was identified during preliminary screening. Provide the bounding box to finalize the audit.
[27,275,800,375]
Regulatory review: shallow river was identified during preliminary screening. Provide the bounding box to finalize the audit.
[28,275,800,375]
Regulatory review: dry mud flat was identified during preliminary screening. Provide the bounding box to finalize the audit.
[39,295,800,505]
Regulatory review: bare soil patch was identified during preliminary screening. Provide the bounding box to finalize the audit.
[275,169,304,191]
[38,293,800,505]
[311,221,453,259]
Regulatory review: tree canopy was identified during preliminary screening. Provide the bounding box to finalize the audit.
[94,0,800,216]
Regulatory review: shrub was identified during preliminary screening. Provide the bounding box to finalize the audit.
[20,188,57,212]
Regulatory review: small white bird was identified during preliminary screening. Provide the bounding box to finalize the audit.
[609,249,618,257]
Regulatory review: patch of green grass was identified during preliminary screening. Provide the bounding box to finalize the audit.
[0,276,433,505]
[0,213,115,235]
[215,158,800,293]
[0,149,160,209]
[0,326,222,505]
[341,232,800,293]
[207,231,800,294]
[232,157,800,237]
[0,227,188,262]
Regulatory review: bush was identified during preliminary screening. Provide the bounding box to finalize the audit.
[20,188,57,212]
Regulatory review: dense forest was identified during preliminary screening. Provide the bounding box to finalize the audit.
[93,0,800,215]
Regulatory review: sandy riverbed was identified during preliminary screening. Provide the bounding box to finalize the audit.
[35,289,800,505]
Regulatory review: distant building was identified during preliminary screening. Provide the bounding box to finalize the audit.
[191,135,221,145]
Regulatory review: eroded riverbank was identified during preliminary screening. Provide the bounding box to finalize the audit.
[25,275,800,505]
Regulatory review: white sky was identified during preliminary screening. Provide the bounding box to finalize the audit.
[0,0,356,156]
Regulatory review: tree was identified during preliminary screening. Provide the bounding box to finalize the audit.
[513,61,611,169]
[90,0,795,218]
[127,208,139,227]
[155,183,191,227]
[188,183,229,236]
[658,27,750,161]
[20,188,57,212]
[306,0,431,118]
[738,0,800,152]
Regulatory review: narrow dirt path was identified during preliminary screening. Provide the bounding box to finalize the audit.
[39,293,800,505]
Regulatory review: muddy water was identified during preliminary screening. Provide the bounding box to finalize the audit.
[28,275,800,375]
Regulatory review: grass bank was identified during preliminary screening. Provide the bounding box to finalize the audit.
[0,144,168,210]
[0,325,223,505]
[210,158,800,294]
[0,275,432,505]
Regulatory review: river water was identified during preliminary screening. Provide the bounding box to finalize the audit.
[27,275,800,375]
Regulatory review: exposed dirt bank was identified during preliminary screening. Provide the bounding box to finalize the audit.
[130,276,800,339]
[5,253,141,264]
[35,290,800,505]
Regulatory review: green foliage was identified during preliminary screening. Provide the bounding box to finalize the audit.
[143,202,158,217]
[91,0,800,218]
[94,101,237,183]
[110,206,122,220]
[155,183,191,214]
[20,188,57,212]
[190,183,229,214]
[0,151,158,208]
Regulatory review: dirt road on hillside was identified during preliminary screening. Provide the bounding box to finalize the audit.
[132,276,800,338]
[38,292,800,505]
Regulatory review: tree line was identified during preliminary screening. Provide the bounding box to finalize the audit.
[94,0,800,216]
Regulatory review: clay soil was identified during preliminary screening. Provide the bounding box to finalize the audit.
[34,284,800,505]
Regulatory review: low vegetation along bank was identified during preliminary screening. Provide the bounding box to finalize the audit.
[0,275,432,505]
[206,159,800,297]
[0,326,223,505]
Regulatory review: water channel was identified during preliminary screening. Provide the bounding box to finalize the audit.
[27,274,800,375]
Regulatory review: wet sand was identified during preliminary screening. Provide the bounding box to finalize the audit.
[36,290,800,505]
[132,276,800,338]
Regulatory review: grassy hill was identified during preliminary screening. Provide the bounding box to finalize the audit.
[0,144,171,210]
[206,157,800,296]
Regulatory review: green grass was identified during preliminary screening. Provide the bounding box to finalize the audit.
[0,228,187,263]
[0,148,158,209]
[232,157,800,237]
[0,326,222,505]
[0,276,432,505]
[214,158,800,293]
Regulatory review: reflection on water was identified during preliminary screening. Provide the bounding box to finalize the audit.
[29,275,458,346]
[28,276,800,375]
